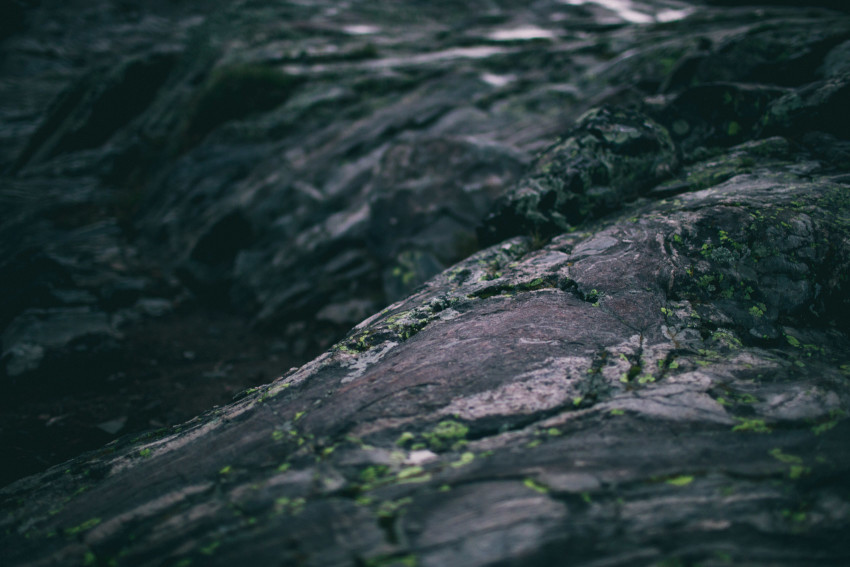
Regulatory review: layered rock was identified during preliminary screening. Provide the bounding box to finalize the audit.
[2,1,850,565]
[0,2,850,566]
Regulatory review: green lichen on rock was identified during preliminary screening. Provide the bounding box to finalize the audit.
[3,3,850,567]
[421,420,469,451]
[481,106,678,243]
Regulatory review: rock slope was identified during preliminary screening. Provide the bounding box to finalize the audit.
[2,1,850,566]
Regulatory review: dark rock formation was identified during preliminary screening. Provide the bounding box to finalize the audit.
[2,0,850,565]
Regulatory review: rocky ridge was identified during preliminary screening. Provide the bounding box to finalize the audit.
[2,0,850,565]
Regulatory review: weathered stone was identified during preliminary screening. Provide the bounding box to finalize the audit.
[2,1,850,565]
[480,106,678,243]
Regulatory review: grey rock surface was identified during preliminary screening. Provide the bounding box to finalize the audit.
[1,0,850,565]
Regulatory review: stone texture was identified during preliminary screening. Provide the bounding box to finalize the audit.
[2,1,850,566]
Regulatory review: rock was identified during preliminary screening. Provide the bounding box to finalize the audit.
[1,307,118,380]
[660,13,850,89]
[3,127,849,563]
[0,0,32,41]
[763,72,850,141]
[10,49,179,174]
[705,0,850,11]
[96,417,127,435]
[370,136,527,300]
[654,83,787,158]
[480,106,678,244]
[2,1,850,565]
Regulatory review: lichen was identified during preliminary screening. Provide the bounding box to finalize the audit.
[665,475,694,486]
[523,478,549,494]
[421,420,469,451]
[64,518,101,537]
[732,418,771,433]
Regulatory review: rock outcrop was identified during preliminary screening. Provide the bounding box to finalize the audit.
[2,1,850,565]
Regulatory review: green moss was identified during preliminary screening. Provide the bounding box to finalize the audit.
[274,497,306,516]
[422,420,469,450]
[397,466,424,480]
[219,465,232,475]
[711,330,743,349]
[769,448,802,464]
[749,304,765,318]
[397,466,431,484]
[812,409,846,435]
[789,465,810,479]
[360,465,391,484]
[64,518,101,537]
[666,475,694,487]
[199,541,221,556]
[337,329,378,353]
[524,478,549,494]
[732,418,771,433]
[781,508,808,524]
[376,497,413,519]
[395,432,415,446]
[735,393,758,404]
[365,554,417,567]
[450,452,475,468]
[697,274,715,289]
[138,448,152,458]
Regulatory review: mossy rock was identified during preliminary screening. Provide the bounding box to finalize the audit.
[480,106,678,244]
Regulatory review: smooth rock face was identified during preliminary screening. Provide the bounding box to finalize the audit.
[2,0,850,566]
